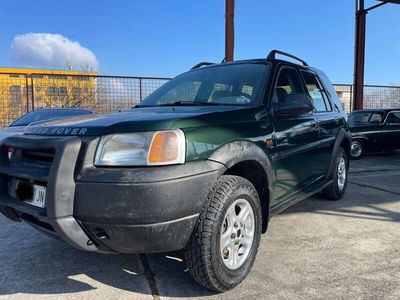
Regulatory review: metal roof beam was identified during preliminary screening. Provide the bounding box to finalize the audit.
[368,0,400,12]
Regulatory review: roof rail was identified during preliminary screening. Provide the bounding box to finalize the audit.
[267,50,309,66]
[191,62,214,70]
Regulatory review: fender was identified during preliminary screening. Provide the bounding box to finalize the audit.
[351,135,369,144]
[208,140,274,232]
[326,128,352,179]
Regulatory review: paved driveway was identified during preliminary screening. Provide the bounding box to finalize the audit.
[1,152,400,300]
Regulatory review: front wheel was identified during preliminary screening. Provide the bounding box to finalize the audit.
[185,175,262,292]
[321,147,348,200]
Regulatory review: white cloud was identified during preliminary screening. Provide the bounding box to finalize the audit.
[11,33,99,71]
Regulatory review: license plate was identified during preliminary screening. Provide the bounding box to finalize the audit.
[25,185,46,208]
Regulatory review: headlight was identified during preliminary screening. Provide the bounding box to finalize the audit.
[94,129,186,166]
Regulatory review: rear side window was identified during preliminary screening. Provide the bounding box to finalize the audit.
[301,71,331,112]
[349,112,383,126]
[385,112,400,124]
[316,71,344,112]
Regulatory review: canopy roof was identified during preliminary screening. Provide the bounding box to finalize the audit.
[378,0,400,4]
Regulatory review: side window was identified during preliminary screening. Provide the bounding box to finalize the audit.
[274,67,303,104]
[301,71,332,112]
[385,112,400,124]
[369,112,383,124]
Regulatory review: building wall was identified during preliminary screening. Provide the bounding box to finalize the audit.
[0,68,96,127]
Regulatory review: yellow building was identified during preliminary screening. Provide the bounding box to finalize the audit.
[0,67,96,127]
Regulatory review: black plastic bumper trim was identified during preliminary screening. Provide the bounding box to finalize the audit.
[82,214,199,253]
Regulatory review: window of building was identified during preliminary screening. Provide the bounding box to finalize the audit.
[10,85,21,93]
[48,87,58,95]
[73,87,82,94]
[59,87,67,95]
[48,75,68,80]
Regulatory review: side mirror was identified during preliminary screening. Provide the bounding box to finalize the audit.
[278,93,314,115]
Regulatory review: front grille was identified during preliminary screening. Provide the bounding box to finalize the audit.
[1,140,58,183]
[20,149,55,165]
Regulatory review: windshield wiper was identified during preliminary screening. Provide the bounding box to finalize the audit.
[136,101,225,108]
[158,101,222,107]
[133,104,153,108]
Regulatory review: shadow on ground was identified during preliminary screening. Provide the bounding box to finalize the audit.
[280,150,400,223]
[0,222,213,297]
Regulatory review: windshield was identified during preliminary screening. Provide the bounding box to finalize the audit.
[139,64,270,107]
[11,109,92,126]
[348,111,383,126]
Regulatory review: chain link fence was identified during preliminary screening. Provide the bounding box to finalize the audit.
[0,72,169,127]
[333,84,400,113]
[1,71,400,128]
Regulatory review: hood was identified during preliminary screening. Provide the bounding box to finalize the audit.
[24,106,255,136]
[0,126,26,139]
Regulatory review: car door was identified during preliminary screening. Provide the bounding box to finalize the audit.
[300,70,341,174]
[349,111,384,152]
[269,66,321,202]
[382,111,400,149]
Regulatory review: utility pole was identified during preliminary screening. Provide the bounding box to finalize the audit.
[225,0,235,61]
[353,0,399,111]
[353,0,367,111]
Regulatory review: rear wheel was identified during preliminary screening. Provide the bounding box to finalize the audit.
[350,140,364,159]
[321,147,348,200]
[185,175,262,292]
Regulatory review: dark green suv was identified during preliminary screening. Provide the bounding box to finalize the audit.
[0,51,351,292]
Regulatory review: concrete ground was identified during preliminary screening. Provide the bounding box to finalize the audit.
[1,151,400,300]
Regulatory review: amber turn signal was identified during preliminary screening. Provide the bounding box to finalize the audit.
[148,131,185,164]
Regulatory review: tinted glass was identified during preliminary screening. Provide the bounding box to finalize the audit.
[385,112,400,124]
[11,109,92,126]
[316,71,344,112]
[140,64,270,107]
[274,68,303,104]
[349,112,383,126]
[302,71,331,112]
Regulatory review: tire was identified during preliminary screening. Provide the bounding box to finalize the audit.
[321,147,348,200]
[185,175,262,292]
[350,140,364,160]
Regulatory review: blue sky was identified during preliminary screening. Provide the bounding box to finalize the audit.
[0,0,399,84]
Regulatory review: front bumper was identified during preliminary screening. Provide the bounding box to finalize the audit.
[0,135,224,253]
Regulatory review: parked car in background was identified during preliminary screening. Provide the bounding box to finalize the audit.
[0,108,94,139]
[349,109,400,159]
